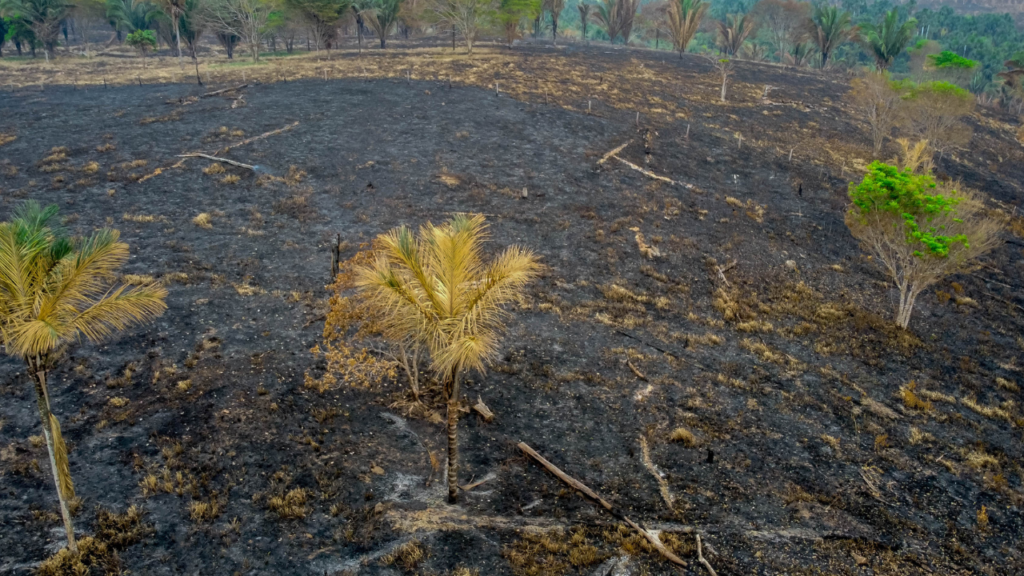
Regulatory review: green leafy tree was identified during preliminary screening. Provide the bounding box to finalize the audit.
[860,8,916,71]
[845,163,1001,329]
[0,202,167,554]
[497,0,535,48]
[805,4,854,69]
[665,0,705,58]
[356,214,541,503]
[3,16,38,56]
[0,0,73,60]
[125,28,157,61]
[0,12,9,54]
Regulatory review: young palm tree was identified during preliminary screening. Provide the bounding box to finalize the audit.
[0,202,167,554]
[806,4,854,69]
[860,9,916,71]
[356,214,540,503]
[362,0,403,48]
[666,0,706,58]
[716,13,754,56]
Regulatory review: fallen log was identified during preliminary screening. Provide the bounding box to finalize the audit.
[217,121,299,155]
[697,534,718,576]
[473,396,494,422]
[201,83,248,98]
[518,442,687,569]
[597,141,631,165]
[176,153,255,170]
[612,155,693,189]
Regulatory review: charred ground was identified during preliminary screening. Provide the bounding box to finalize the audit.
[1,44,1024,575]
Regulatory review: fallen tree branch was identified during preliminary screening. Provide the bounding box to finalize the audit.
[459,471,496,492]
[639,437,674,511]
[176,153,255,170]
[611,155,694,189]
[201,83,248,98]
[627,360,647,381]
[518,442,687,569]
[217,121,299,155]
[696,534,718,576]
[597,141,631,165]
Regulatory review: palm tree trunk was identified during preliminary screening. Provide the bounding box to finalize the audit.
[26,356,77,554]
[446,368,461,503]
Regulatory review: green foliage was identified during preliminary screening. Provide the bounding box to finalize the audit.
[125,28,157,52]
[904,80,971,101]
[105,0,159,33]
[0,0,73,54]
[927,50,976,70]
[848,162,967,258]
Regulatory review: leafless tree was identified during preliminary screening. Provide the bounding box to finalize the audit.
[849,71,905,158]
[203,0,274,62]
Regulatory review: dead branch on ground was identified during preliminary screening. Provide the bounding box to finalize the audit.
[217,121,299,155]
[201,83,249,98]
[597,141,632,165]
[176,153,255,170]
[518,442,688,569]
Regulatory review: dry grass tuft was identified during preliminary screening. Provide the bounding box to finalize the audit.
[221,174,240,185]
[960,397,1012,422]
[996,377,1019,392]
[908,426,934,445]
[233,283,265,296]
[736,320,773,333]
[266,488,309,519]
[380,540,426,571]
[192,213,213,228]
[108,397,129,408]
[188,499,220,523]
[0,133,16,146]
[203,163,226,175]
[123,213,162,223]
[437,172,461,188]
[821,434,841,452]
[122,274,156,285]
[725,196,744,208]
[96,142,116,153]
[964,449,999,471]
[918,389,956,404]
[669,427,697,447]
[81,161,100,174]
[900,382,932,411]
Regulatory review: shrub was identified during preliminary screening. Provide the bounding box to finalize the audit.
[899,81,975,158]
[849,72,909,157]
[125,30,157,60]
[845,162,1002,328]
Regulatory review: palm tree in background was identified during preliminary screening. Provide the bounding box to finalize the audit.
[146,0,186,64]
[716,13,754,56]
[356,214,540,503]
[361,0,403,48]
[666,0,706,58]
[0,202,167,554]
[860,8,916,71]
[0,0,74,60]
[806,4,855,69]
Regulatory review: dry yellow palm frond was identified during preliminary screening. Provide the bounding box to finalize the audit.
[356,214,540,381]
[895,138,933,174]
[0,202,168,359]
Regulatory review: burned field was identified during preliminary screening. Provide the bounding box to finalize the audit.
[1,46,1024,575]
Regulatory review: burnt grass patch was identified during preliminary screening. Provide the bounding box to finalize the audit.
[1,45,1024,575]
